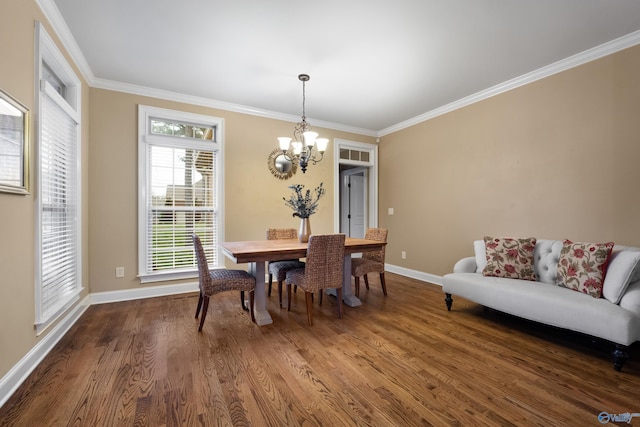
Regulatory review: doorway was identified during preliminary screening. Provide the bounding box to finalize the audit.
[340,167,368,238]
[333,139,378,235]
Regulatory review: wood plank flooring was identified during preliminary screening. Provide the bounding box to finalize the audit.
[1,273,639,426]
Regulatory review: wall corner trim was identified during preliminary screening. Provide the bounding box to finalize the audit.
[378,29,640,136]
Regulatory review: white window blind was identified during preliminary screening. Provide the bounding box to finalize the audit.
[144,145,217,273]
[36,83,80,326]
[138,105,223,283]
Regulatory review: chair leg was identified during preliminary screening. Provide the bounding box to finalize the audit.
[268,274,273,297]
[249,290,255,323]
[241,291,249,311]
[305,291,314,326]
[195,291,203,318]
[336,288,343,319]
[198,295,210,332]
[319,290,323,305]
[354,276,360,298]
[380,272,387,296]
[364,274,370,290]
[287,284,292,311]
[278,280,283,309]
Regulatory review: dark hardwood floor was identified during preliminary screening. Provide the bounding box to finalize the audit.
[1,273,639,426]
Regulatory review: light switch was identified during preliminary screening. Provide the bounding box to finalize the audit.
[388,208,394,215]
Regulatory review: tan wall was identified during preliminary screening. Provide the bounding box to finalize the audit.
[0,0,90,378]
[88,89,376,293]
[379,44,640,276]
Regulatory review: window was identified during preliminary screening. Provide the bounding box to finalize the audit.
[34,23,82,334]
[340,148,370,163]
[138,106,224,283]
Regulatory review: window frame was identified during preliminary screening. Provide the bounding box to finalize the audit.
[34,22,83,334]
[137,105,225,283]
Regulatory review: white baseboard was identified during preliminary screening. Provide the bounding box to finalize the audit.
[385,263,443,286]
[0,270,441,408]
[0,295,91,408]
[0,282,200,408]
[90,281,199,305]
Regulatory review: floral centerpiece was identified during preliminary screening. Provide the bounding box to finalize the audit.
[283,182,325,218]
[283,183,325,242]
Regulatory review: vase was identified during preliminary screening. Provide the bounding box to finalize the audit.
[299,217,311,243]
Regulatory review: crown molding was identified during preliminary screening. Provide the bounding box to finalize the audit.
[92,77,378,137]
[36,0,377,137]
[35,0,95,85]
[378,29,640,136]
[35,0,640,139]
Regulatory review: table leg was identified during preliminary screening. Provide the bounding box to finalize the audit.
[341,254,361,307]
[326,254,362,307]
[249,261,273,325]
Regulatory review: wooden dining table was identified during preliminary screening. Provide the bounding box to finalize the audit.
[220,237,387,325]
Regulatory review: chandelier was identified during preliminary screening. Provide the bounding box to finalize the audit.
[277,74,328,173]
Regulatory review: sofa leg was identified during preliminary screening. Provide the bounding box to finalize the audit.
[613,344,629,371]
[445,293,453,311]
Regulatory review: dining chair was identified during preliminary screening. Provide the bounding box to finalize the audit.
[351,228,388,297]
[267,228,305,308]
[285,234,345,326]
[192,234,256,331]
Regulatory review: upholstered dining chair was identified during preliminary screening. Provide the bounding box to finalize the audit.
[267,228,305,308]
[286,234,345,326]
[192,234,256,331]
[351,228,388,297]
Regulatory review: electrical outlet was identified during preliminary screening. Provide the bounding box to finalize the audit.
[388,207,394,215]
[401,251,406,259]
[116,267,125,278]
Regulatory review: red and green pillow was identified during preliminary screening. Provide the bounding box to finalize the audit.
[482,236,537,281]
[556,240,614,298]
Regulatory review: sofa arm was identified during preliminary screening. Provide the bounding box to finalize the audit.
[620,280,640,315]
[453,257,477,273]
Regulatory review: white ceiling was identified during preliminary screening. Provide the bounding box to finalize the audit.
[48,0,640,135]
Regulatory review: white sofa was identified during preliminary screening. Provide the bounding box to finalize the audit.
[442,239,640,371]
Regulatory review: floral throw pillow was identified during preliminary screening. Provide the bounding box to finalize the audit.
[482,237,537,281]
[556,240,614,298]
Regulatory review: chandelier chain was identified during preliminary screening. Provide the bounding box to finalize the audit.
[296,77,310,138]
[301,78,306,121]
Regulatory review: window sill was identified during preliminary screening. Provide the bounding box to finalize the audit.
[138,270,198,284]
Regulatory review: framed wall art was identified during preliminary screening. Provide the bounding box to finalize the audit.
[0,89,29,195]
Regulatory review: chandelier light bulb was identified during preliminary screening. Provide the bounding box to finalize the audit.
[303,131,318,146]
[278,137,292,150]
[316,138,329,153]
